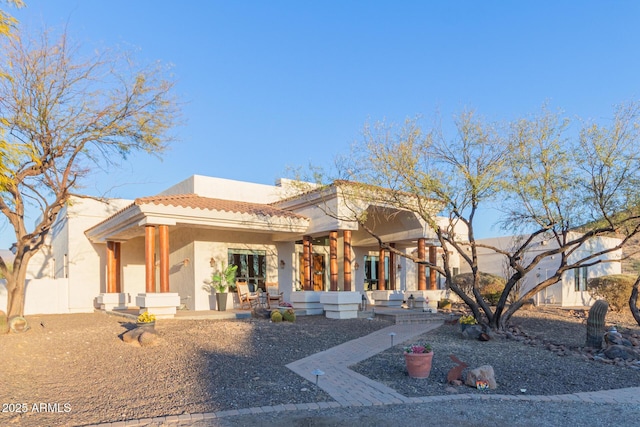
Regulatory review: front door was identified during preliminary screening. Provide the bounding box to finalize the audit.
[299,253,326,291]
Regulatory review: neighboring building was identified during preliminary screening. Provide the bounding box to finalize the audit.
[464,235,622,307]
[1,175,453,315]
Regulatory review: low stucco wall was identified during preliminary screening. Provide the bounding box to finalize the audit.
[0,278,72,315]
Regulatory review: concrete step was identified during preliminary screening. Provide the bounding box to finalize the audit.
[373,309,447,324]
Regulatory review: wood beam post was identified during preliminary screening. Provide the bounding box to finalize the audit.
[106,241,116,293]
[418,238,426,291]
[329,231,338,291]
[389,243,396,291]
[159,225,170,293]
[429,245,437,290]
[343,230,352,291]
[145,225,156,293]
[378,247,386,291]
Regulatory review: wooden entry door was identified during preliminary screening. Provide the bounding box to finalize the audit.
[299,253,326,291]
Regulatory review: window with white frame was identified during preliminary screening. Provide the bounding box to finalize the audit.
[574,267,588,291]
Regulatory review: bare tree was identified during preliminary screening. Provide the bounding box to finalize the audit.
[300,105,640,330]
[0,28,180,318]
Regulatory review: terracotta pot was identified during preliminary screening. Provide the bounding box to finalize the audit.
[404,351,434,379]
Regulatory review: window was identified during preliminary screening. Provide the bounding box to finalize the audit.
[574,267,588,291]
[363,255,389,291]
[228,249,266,291]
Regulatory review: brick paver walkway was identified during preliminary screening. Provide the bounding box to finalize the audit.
[88,321,640,426]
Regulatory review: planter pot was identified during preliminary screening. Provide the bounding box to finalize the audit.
[404,351,434,379]
[216,292,228,311]
[136,321,155,329]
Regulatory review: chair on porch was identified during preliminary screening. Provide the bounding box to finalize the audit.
[236,281,259,310]
[266,282,283,308]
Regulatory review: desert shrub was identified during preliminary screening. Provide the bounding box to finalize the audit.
[270,310,283,322]
[587,274,637,311]
[452,272,506,305]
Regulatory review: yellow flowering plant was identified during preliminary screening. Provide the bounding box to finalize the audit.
[459,315,478,325]
[137,311,156,323]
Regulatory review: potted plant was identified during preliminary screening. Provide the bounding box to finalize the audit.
[403,342,433,378]
[204,263,238,311]
[136,311,156,329]
[459,315,478,332]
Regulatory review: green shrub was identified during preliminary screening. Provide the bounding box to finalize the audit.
[453,272,506,305]
[587,274,637,312]
[282,308,296,322]
[270,310,283,322]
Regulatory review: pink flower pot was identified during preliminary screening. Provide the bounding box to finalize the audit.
[404,351,434,379]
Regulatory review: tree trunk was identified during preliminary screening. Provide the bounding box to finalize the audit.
[5,265,27,318]
[629,276,640,326]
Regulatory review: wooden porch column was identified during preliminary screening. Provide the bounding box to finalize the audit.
[159,225,170,293]
[303,235,312,291]
[429,245,437,290]
[106,241,117,293]
[343,230,352,291]
[114,242,121,293]
[378,247,386,290]
[145,225,156,293]
[389,243,396,291]
[417,238,427,290]
[329,231,338,291]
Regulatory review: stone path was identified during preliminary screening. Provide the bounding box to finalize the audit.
[87,321,640,426]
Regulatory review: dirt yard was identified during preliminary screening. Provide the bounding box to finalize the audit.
[1,306,639,427]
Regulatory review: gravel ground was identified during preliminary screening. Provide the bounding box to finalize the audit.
[2,307,640,427]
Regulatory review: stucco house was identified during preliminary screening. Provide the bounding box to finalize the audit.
[464,235,622,307]
[1,174,622,316]
[1,175,455,316]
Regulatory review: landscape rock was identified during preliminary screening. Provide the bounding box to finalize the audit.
[461,325,483,340]
[138,330,159,347]
[122,327,144,344]
[603,345,639,360]
[465,365,497,389]
[252,307,270,319]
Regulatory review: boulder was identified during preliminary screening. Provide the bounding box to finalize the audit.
[138,330,159,347]
[604,345,639,361]
[122,328,144,344]
[465,365,497,389]
[461,325,483,340]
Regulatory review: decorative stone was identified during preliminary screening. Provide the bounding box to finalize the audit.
[122,328,144,344]
[465,365,497,389]
[604,345,639,360]
[461,325,483,340]
[9,316,29,333]
[138,330,159,347]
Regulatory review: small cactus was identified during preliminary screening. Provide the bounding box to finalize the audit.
[586,300,609,348]
[271,310,283,323]
[282,308,296,322]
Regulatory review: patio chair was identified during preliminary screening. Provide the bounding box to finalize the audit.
[266,282,284,308]
[237,281,259,310]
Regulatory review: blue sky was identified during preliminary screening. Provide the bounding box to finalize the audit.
[3,1,640,248]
